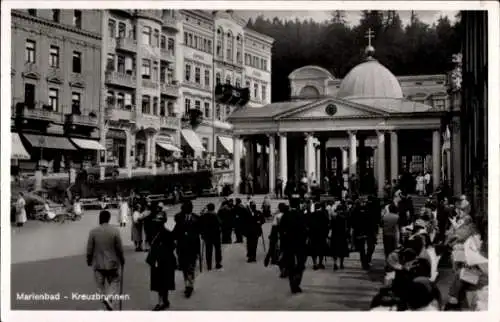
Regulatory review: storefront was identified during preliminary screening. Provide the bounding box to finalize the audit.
[106,129,128,168]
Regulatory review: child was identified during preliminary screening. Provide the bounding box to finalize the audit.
[73,196,83,220]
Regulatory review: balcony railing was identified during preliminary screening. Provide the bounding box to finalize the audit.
[160,48,176,62]
[15,103,64,123]
[105,71,136,88]
[135,9,163,22]
[116,37,137,52]
[160,116,180,129]
[135,113,160,130]
[142,79,158,89]
[106,106,135,122]
[65,112,99,127]
[160,81,179,96]
[162,15,178,30]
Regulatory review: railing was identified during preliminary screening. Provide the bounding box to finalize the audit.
[160,81,179,96]
[106,105,135,122]
[162,15,178,29]
[116,37,137,52]
[159,116,180,129]
[105,71,136,88]
[160,48,176,61]
[66,113,98,127]
[142,79,158,89]
[16,104,64,122]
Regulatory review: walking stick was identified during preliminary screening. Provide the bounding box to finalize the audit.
[119,265,124,311]
[199,239,204,273]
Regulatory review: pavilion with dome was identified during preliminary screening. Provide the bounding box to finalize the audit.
[228,46,446,197]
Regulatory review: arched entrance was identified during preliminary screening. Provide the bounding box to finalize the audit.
[135,130,147,168]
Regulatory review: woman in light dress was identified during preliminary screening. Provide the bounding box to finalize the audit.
[416,173,425,196]
[118,196,129,227]
[131,203,144,251]
[15,192,27,227]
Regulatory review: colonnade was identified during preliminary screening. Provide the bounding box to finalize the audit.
[233,129,442,198]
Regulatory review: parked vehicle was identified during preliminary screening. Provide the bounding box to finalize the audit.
[79,163,119,183]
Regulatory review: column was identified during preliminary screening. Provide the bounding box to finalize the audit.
[126,129,133,178]
[233,135,242,194]
[377,131,386,198]
[450,118,462,194]
[390,131,399,182]
[319,138,327,184]
[245,138,252,176]
[279,133,288,188]
[151,132,157,175]
[306,133,315,179]
[145,134,152,167]
[342,147,349,172]
[268,134,276,194]
[348,131,357,177]
[316,147,321,182]
[373,148,378,183]
[432,130,441,189]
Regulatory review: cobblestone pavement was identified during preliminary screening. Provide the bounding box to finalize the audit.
[10,196,447,311]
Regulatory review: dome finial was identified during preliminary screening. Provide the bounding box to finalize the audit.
[364,28,376,59]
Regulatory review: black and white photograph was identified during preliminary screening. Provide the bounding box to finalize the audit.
[1,1,497,318]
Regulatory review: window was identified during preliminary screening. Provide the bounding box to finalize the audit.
[263,59,268,71]
[152,61,158,81]
[185,64,191,82]
[216,28,223,58]
[195,100,201,111]
[260,58,265,70]
[167,102,174,116]
[154,29,159,47]
[254,83,259,99]
[28,9,37,16]
[25,40,36,63]
[106,91,115,106]
[236,52,241,64]
[52,9,60,22]
[245,54,250,65]
[204,70,210,87]
[225,105,231,117]
[188,34,193,47]
[142,26,151,45]
[216,104,221,120]
[237,34,243,64]
[106,54,115,71]
[118,22,126,39]
[225,76,231,85]
[160,98,166,116]
[125,57,133,73]
[130,25,136,40]
[184,32,188,44]
[117,55,125,73]
[195,67,201,84]
[142,59,151,79]
[434,99,445,110]
[216,73,221,85]
[207,40,212,54]
[202,138,209,151]
[160,64,166,83]
[204,102,210,118]
[203,39,208,52]
[262,84,267,101]
[49,46,59,68]
[72,51,82,73]
[124,93,133,108]
[24,84,35,108]
[184,98,191,114]
[194,35,198,49]
[142,95,151,114]
[48,89,59,111]
[167,68,173,83]
[160,35,166,49]
[153,97,158,115]
[167,38,174,53]
[73,10,82,29]
[226,32,233,61]
[71,92,81,114]
[108,19,116,38]
[117,93,125,109]
[253,56,258,68]
[246,80,250,89]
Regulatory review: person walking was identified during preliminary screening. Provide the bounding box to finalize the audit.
[118,196,128,227]
[308,202,330,270]
[86,210,125,310]
[279,195,308,294]
[233,198,246,243]
[262,195,272,219]
[275,177,283,199]
[350,199,373,270]
[218,200,233,244]
[330,202,350,270]
[200,203,223,270]
[15,192,27,227]
[265,203,288,277]
[173,201,201,298]
[142,201,154,252]
[147,221,177,311]
[381,203,401,259]
[244,201,265,263]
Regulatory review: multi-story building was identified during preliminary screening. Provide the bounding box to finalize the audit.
[101,9,181,172]
[179,10,273,158]
[11,9,103,174]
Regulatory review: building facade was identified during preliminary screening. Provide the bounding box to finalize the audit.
[11,9,103,174]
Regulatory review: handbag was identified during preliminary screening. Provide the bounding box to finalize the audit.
[460,266,481,285]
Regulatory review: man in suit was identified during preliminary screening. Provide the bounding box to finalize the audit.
[173,200,201,298]
[244,201,265,263]
[86,210,125,310]
[200,203,223,270]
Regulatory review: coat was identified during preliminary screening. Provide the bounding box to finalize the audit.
[173,212,201,265]
[118,202,128,224]
[131,210,143,242]
[244,208,265,237]
[199,211,221,240]
[86,223,125,270]
[147,227,176,292]
[308,209,330,256]
[330,212,350,258]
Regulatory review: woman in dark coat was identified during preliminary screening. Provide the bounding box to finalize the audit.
[330,203,350,270]
[308,203,330,270]
[147,224,177,310]
[142,201,155,251]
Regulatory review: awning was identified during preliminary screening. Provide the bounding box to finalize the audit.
[23,134,77,150]
[181,129,206,152]
[157,142,182,152]
[11,133,30,159]
[217,136,233,154]
[71,138,106,150]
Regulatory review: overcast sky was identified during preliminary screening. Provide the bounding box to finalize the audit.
[238,10,457,27]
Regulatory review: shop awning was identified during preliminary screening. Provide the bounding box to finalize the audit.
[157,142,182,152]
[23,134,77,150]
[11,132,30,160]
[71,138,106,150]
[217,136,233,154]
[181,129,206,152]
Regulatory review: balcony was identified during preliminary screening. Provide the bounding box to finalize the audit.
[160,48,176,62]
[160,81,179,97]
[106,106,135,123]
[65,112,99,128]
[162,15,178,31]
[160,116,180,130]
[135,9,163,23]
[105,71,136,88]
[135,113,160,130]
[142,79,158,90]
[116,37,137,53]
[15,103,64,123]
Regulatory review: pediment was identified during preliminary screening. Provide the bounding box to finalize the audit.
[22,71,40,80]
[275,98,388,120]
[47,76,63,84]
[70,81,85,88]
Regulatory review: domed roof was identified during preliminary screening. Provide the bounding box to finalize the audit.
[337,55,403,99]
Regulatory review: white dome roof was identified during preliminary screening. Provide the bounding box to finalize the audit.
[337,58,403,99]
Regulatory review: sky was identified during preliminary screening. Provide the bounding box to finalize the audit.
[238,10,458,27]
